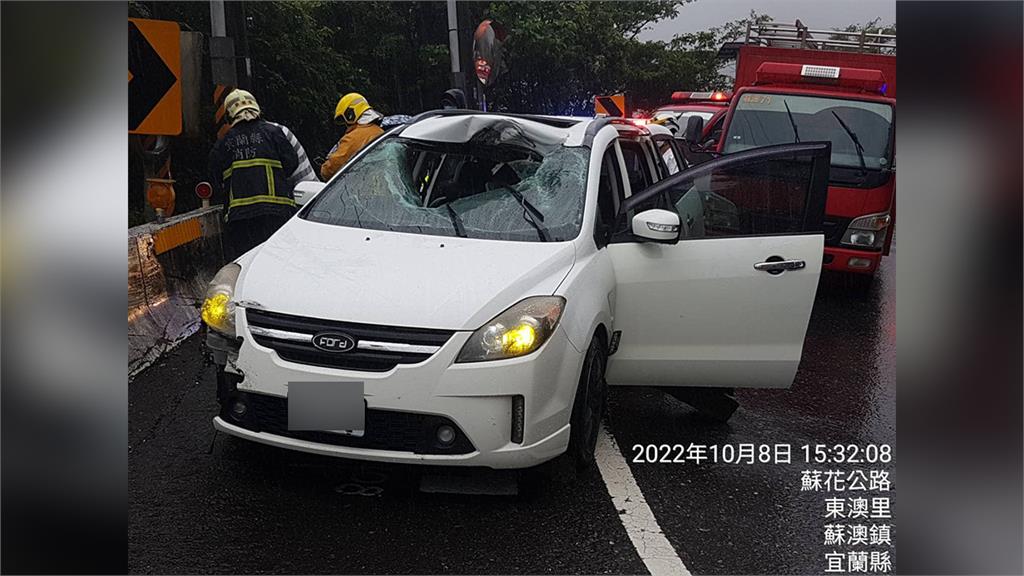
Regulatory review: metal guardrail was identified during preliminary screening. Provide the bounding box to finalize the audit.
[745,20,896,55]
[129,206,225,377]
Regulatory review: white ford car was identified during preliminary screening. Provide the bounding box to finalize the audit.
[203,111,829,470]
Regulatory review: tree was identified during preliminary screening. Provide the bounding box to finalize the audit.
[128,1,776,224]
[468,1,710,114]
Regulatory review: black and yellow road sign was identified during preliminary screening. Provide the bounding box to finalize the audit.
[129,18,181,135]
[213,84,234,140]
[594,94,626,117]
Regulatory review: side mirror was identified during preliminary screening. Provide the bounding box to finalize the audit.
[293,180,326,206]
[683,116,705,143]
[632,209,681,244]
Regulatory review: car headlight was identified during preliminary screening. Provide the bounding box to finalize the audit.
[841,212,890,249]
[456,296,566,363]
[201,263,241,336]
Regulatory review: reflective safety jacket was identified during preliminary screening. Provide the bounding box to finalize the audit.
[320,122,384,181]
[208,119,301,222]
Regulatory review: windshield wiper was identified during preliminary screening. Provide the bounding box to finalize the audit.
[831,110,867,173]
[783,100,801,143]
[496,185,550,242]
[444,203,467,238]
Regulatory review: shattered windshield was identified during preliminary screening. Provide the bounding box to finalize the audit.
[301,127,588,242]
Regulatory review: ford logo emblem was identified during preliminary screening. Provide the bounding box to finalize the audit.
[311,332,357,353]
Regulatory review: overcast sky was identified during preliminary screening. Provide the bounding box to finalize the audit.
[640,0,896,41]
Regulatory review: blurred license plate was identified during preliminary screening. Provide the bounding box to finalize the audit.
[288,381,364,435]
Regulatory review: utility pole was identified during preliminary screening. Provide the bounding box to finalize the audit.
[209,0,237,87]
[227,1,252,88]
[210,0,226,36]
[237,1,252,88]
[446,0,465,92]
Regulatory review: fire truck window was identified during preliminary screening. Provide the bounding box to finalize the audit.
[663,156,815,240]
[722,94,893,171]
[704,116,725,147]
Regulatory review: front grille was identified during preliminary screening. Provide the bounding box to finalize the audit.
[231,392,475,455]
[821,217,850,247]
[246,309,453,372]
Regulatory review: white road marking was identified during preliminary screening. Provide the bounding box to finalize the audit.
[596,426,692,576]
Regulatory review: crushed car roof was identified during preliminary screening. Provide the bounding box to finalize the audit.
[396,110,662,148]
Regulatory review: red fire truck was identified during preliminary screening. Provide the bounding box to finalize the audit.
[703,21,896,285]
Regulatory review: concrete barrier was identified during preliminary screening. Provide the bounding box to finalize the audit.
[129,206,224,377]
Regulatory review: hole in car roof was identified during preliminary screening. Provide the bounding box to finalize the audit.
[400,115,570,149]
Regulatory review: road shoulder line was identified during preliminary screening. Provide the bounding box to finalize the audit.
[596,426,692,576]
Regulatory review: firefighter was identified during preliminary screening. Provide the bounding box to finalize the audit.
[320,92,384,180]
[208,89,310,260]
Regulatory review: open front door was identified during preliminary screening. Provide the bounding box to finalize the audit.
[606,142,831,389]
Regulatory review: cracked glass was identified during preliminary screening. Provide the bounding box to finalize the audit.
[302,128,589,242]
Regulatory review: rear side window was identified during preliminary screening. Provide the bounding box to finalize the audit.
[655,140,683,176]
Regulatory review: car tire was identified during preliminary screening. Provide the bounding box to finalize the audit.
[566,336,608,470]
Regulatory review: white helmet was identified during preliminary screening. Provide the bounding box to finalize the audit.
[650,112,681,135]
[225,89,261,124]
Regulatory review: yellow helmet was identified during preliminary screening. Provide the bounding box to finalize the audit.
[334,92,371,125]
[224,89,260,123]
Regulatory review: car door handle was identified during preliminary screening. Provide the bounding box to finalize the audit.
[754,259,806,273]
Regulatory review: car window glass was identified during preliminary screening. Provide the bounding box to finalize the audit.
[609,142,668,240]
[618,140,653,195]
[704,115,725,147]
[664,156,815,240]
[722,94,893,170]
[596,146,621,229]
[303,135,589,242]
[656,140,682,175]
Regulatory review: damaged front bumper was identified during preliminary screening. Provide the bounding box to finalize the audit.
[205,315,583,469]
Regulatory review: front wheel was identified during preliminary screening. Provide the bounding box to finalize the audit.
[566,337,608,470]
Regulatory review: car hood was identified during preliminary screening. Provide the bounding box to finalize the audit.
[235,218,576,331]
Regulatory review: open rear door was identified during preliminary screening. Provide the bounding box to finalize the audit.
[606,142,830,389]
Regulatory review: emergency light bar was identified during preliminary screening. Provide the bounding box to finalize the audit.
[754,62,888,94]
[670,90,731,103]
[608,117,649,134]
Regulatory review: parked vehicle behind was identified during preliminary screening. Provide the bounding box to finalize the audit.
[651,90,732,162]
[697,20,896,287]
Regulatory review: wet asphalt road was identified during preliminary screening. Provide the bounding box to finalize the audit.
[129,252,894,575]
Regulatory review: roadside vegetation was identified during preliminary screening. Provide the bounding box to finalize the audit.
[127,1,890,226]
